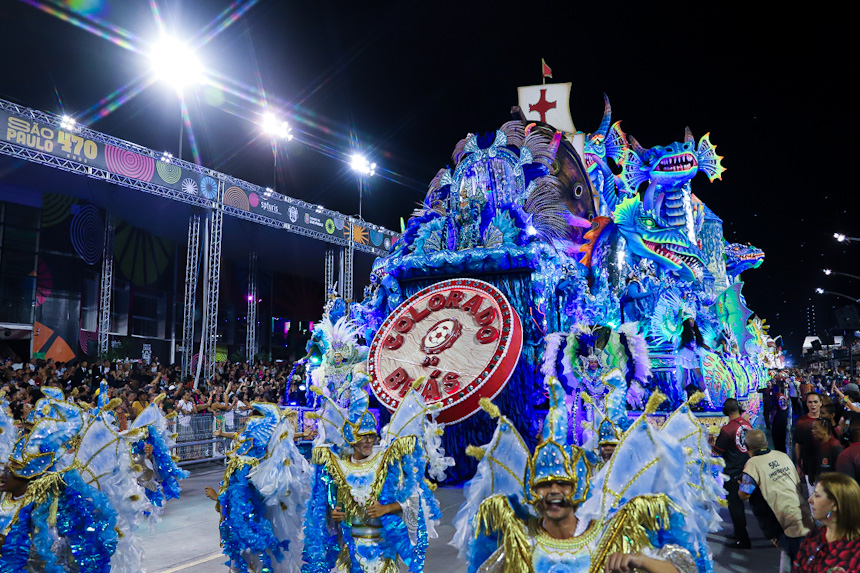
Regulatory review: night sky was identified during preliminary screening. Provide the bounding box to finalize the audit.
[1,1,856,359]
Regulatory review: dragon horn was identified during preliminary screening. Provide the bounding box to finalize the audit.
[628,134,646,155]
[596,93,612,137]
[684,127,694,143]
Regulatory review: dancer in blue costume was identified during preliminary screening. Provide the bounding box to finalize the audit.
[206,402,308,573]
[303,374,450,573]
[0,397,118,572]
[451,378,724,573]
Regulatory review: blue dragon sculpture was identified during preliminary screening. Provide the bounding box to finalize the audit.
[724,242,765,282]
[613,196,706,282]
[584,95,631,216]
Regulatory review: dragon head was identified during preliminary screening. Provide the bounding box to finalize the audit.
[622,128,725,193]
[614,196,705,282]
[725,242,765,281]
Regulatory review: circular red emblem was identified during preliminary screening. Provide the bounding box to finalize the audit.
[368,278,523,424]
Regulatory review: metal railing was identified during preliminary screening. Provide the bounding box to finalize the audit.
[168,407,316,465]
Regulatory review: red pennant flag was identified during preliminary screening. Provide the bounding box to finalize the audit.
[541,58,552,79]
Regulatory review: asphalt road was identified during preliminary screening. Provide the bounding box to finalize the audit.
[139,464,783,573]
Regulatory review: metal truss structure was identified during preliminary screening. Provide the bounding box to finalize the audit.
[181,213,202,379]
[246,251,257,364]
[0,98,388,256]
[324,247,336,298]
[97,216,114,357]
[203,209,223,382]
[0,98,392,363]
[343,219,355,302]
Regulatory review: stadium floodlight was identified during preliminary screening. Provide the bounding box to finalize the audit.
[262,113,293,140]
[150,37,204,90]
[824,269,832,275]
[350,154,377,176]
[815,288,825,294]
[161,151,173,163]
[835,233,847,242]
[60,115,76,130]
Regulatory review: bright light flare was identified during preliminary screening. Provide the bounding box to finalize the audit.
[350,154,377,176]
[59,115,77,130]
[835,233,847,242]
[526,225,538,236]
[262,113,293,140]
[824,269,832,275]
[815,288,825,294]
[150,37,204,90]
[161,151,173,163]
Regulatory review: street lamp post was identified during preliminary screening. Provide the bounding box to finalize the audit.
[262,112,293,193]
[823,269,860,281]
[350,154,376,220]
[815,288,860,304]
[149,37,204,161]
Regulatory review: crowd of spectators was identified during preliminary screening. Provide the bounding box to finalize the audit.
[1,355,311,428]
[714,367,860,570]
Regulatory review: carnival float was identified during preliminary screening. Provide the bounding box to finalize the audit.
[308,84,783,483]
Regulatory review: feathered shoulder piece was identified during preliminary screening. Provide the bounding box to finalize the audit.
[588,494,678,573]
[450,398,532,560]
[473,495,532,573]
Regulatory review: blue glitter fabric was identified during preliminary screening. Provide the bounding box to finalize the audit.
[218,464,287,573]
[303,445,436,572]
[301,465,340,573]
[0,470,118,573]
[0,503,33,573]
[134,426,190,503]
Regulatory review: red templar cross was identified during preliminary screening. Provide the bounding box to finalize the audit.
[529,88,557,123]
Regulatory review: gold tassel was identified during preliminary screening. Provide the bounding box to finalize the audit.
[643,391,667,415]
[104,398,123,412]
[305,412,320,420]
[479,398,501,419]
[309,385,325,396]
[21,471,66,510]
[311,447,331,466]
[218,456,260,497]
[48,494,59,527]
[474,495,533,573]
[686,391,705,406]
[424,478,437,492]
[466,445,485,460]
[580,391,595,406]
[588,494,675,573]
[166,411,178,420]
[153,393,166,404]
[412,376,426,390]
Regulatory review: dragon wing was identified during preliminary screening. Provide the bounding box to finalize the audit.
[450,399,532,560]
[619,146,651,192]
[695,132,725,182]
[605,120,629,164]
